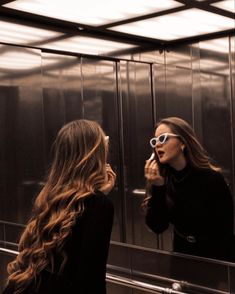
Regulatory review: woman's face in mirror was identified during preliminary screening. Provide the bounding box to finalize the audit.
[155,124,186,169]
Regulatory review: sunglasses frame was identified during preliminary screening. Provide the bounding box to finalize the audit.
[150,133,179,148]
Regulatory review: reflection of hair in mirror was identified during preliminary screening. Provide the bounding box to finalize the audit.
[144,116,234,262]
[3,119,114,294]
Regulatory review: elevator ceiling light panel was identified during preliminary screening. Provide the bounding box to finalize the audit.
[0,20,62,45]
[1,0,234,48]
[211,0,235,13]
[110,8,235,41]
[42,36,137,55]
[3,0,183,26]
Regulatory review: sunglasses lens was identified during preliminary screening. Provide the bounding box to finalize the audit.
[150,138,157,148]
[159,134,167,144]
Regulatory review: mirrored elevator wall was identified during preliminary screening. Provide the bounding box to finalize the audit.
[123,36,235,250]
[0,36,234,254]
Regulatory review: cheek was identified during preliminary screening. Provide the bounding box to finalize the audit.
[166,143,181,156]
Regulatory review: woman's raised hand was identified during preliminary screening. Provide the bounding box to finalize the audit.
[100,164,116,195]
[144,155,164,186]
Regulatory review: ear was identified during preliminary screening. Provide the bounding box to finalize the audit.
[181,144,185,152]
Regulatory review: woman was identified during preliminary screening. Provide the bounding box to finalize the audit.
[3,119,116,294]
[144,117,234,261]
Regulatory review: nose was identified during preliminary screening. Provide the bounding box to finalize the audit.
[155,140,162,147]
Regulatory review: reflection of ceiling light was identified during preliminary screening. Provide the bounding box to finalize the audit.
[41,36,136,55]
[211,0,235,13]
[0,20,62,45]
[199,37,229,53]
[0,49,41,70]
[110,8,235,41]
[4,0,183,26]
[0,49,73,71]
[199,59,229,76]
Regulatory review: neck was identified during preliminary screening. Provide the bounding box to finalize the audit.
[169,156,187,171]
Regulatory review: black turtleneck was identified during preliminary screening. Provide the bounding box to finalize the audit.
[145,166,234,261]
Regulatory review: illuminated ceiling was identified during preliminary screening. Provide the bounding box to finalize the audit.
[0,0,234,55]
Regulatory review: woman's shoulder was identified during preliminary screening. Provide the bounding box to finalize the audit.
[74,191,114,226]
[194,167,227,185]
[85,191,114,211]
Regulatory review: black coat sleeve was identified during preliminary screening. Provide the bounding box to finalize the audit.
[145,185,170,234]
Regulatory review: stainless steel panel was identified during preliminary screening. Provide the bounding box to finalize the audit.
[230,36,235,236]
[130,245,230,293]
[0,45,44,226]
[108,242,232,293]
[120,60,157,247]
[153,63,193,125]
[191,43,203,141]
[165,45,192,69]
[42,53,82,164]
[133,49,165,64]
[107,282,132,294]
[198,37,233,182]
[230,36,235,201]
[229,265,235,293]
[81,57,123,242]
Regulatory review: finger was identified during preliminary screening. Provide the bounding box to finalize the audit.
[151,161,159,171]
[149,158,156,166]
[107,170,116,180]
[145,160,151,169]
[145,158,156,169]
[107,168,116,176]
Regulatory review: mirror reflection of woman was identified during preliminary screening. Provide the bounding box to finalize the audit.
[3,119,116,294]
[144,117,234,261]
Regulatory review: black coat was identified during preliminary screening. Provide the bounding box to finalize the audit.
[145,165,234,261]
[2,191,114,294]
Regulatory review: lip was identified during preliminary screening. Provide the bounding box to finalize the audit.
[157,150,165,158]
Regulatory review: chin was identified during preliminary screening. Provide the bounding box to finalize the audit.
[159,158,168,164]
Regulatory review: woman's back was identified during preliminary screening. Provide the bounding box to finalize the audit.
[3,191,114,294]
[3,119,116,294]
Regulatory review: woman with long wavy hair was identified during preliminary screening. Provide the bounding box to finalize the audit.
[3,119,116,294]
[144,117,234,261]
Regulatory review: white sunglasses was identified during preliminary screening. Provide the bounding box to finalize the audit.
[150,133,179,148]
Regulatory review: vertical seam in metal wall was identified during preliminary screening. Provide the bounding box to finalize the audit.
[80,57,84,118]
[150,63,156,126]
[116,60,127,243]
[150,63,160,250]
[40,50,47,183]
[3,223,6,247]
[228,36,235,222]
[164,50,167,118]
[190,44,195,130]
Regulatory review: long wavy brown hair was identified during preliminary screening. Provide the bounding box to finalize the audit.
[143,116,221,209]
[7,119,108,294]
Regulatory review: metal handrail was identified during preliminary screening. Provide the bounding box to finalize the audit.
[106,273,188,294]
[0,247,228,294]
[0,247,18,255]
[0,220,25,227]
[132,188,146,195]
[0,247,186,293]
[107,264,228,294]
